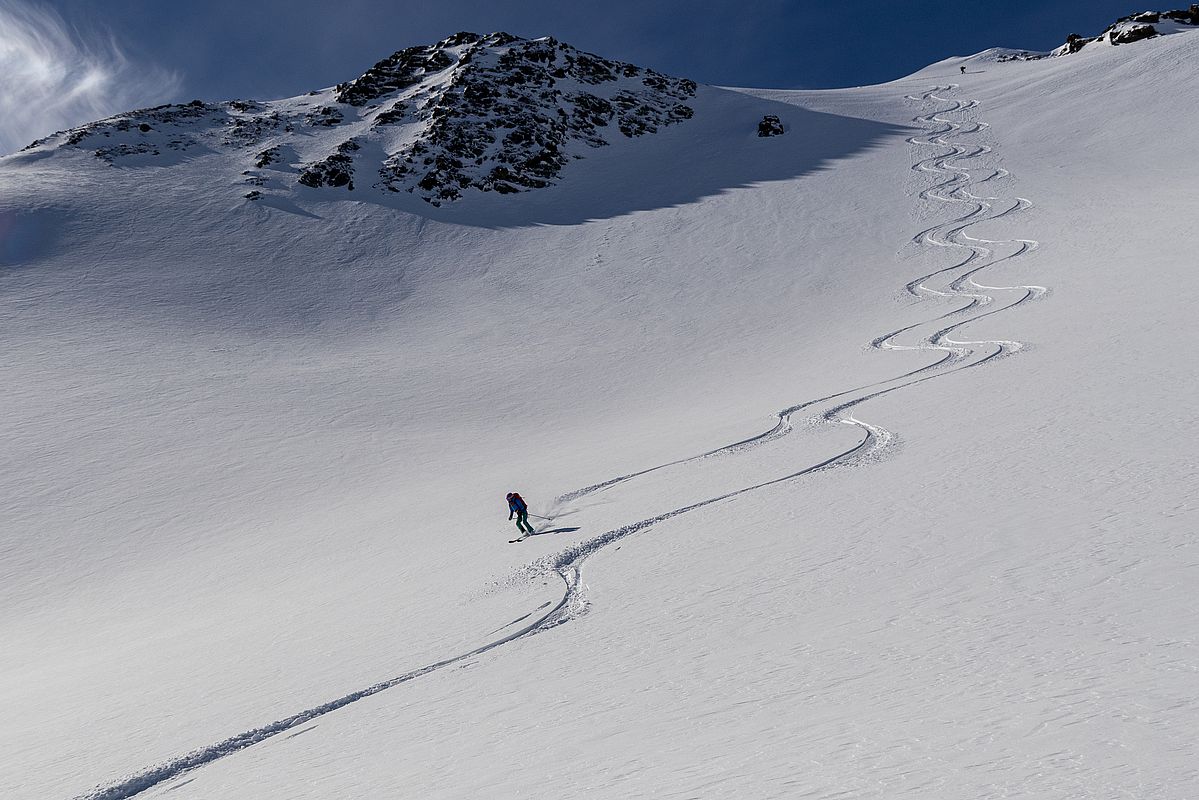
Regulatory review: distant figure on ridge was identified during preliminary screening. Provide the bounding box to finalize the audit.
[960,65,966,74]
[507,492,534,537]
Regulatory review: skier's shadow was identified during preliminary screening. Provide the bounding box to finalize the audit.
[528,526,581,537]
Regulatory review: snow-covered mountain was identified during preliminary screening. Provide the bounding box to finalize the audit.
[22,32,696,205]
[3,18,1199,800]
[958,6,1199,62]
[1055,5,1199,54]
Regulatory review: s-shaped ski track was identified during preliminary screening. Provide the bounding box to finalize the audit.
[74,84,1045,800]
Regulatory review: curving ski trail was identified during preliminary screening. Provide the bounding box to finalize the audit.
[527,82,1047,685]
[74,84,1045,800]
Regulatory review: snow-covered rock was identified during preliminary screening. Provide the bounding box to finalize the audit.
[22,31,697,205]
[959,47,1051,64]
[1053,5,1199,55]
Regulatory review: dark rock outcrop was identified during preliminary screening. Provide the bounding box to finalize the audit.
[255,146,280,169]
[373,102,408,126]
[1057,6,1198,55]
[1162,6,1186,20]
[995,50,1046,62]
[757,115,784,137]
[1064,33,1095,54]
[1111,23,1159,44]
[304,107,343,127]
[335,40,458,106]
[1162,4,1199,23]
[298,140,360,190]
[367,32,697,204]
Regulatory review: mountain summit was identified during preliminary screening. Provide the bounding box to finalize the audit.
[23,32,697,205]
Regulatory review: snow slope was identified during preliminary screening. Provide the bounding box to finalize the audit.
[2,24,1198,800]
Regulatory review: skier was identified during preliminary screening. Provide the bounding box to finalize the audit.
[960,65,966,74]
[507,492,534,536]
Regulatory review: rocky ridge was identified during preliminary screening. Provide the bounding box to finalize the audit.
[1055,5,1199,55]
[23,32,697,205]
[971,5,1199,63]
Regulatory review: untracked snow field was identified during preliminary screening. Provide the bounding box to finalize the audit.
[2,28,1198,800]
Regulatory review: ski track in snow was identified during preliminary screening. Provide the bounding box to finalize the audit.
[74,85,1045,800]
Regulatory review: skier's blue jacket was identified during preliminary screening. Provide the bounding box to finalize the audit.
[508,494,527,513]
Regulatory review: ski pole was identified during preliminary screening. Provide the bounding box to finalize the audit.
[528,513,552,520]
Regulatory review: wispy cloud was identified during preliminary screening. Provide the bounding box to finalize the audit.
[0,0,182,153]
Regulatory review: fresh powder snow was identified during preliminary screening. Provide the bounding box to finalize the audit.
[1,19,1197,800]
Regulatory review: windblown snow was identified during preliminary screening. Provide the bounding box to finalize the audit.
[2,23,1197,800]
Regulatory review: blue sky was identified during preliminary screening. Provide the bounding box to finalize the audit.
[0,0,1146,152]
[53,0,1140,93]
